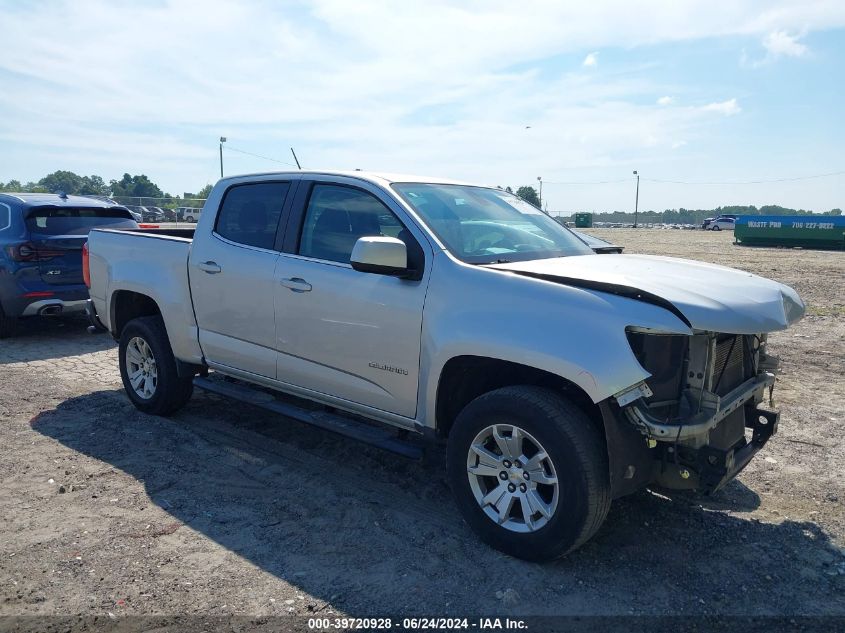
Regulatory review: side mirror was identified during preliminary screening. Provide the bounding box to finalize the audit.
[350,236,409,277]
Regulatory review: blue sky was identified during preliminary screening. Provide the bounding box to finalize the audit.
[1,0,843,213]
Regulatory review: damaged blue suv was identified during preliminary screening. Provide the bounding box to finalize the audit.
[0,193,137,337]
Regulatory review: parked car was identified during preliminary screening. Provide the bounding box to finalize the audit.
[86,171,804,561]
[0,192,137,337]
[176,206,202,222]
[709,216,736,231]
[702,217,715,229]
[123,205,148,222]
[143,206,166,222]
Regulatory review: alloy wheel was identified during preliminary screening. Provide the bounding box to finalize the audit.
[125,336,158,399]
[466,424,559,533]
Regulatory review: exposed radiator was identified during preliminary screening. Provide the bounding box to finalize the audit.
[712,335,745,395]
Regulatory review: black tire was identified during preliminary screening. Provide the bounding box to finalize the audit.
[712,225,721,231]
[0,304,17,338]
[118,315,194,416]
[446,385,610,561]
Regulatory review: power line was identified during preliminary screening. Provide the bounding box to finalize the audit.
[223,145,299,168]
[643,169,845,185]
[542,169,845,186]
[543,178,629,185]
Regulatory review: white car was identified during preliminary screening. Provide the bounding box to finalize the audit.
[84,170,804,561]
[709,217,736,231]
[176,206,202,223]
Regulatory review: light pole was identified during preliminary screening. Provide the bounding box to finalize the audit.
[632,170,640,228]
[537,176,543,209]
[219,137,227,178]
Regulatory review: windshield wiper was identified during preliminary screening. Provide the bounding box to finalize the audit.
[474,258,512,265]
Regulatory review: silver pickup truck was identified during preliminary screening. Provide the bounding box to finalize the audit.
[84,170,805,561]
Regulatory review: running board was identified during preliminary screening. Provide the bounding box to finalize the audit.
[193,376,424,459]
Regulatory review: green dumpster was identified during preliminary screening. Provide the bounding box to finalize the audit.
[574,212,593,228]
[734,215,845,250]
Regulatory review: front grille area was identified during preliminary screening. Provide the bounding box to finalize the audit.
[625,331,757,424]
[712,335,745,395]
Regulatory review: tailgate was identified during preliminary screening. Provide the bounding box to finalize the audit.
[25,206,137,286]
[31,234,88,285]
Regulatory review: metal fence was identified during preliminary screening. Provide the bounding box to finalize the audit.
[102,197,208,223]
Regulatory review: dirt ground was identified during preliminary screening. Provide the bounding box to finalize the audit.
[1,229,843,619]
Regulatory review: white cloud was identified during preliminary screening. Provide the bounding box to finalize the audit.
[763,30,809,58]
[700,98,742,115]
[657,96,674,106]
[582,52,599,67]
[742,30,810,67]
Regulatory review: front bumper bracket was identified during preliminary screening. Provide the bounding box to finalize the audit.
[695,407,779,493]
[623,372,776,446]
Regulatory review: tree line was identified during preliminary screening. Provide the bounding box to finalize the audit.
[0,170,213,203]
[504,185,841,222]
[564,204,842,225]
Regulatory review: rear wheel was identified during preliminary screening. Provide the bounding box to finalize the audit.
[118,315,193,415]
[0,304,17,338]
[447,386,610,561]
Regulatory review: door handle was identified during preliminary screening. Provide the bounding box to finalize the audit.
[198,261,222,274]
[280,277,312,292]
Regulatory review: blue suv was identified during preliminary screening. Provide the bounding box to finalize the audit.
[0,193,137,337]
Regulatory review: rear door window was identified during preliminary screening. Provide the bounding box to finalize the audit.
[25,207,136,235]
[214,182,290,250]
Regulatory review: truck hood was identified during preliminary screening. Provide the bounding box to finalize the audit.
[490,254,805,334]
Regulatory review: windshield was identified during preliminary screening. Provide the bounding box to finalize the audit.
[25,207,136,236]
[392,183,592,263]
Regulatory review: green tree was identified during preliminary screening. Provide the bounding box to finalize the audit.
[24,181,49,193]
[195,184,213,199]
[826,208,842,216]
[515,185,541,207]
[0,180,22,192]
[39,170,83,194]
[79,175,110,196]
[109,173,163,198]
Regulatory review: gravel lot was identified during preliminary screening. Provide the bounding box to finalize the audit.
[1,229,843,618]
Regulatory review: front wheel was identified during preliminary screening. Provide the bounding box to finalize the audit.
[447,386,610,561]
[118,315,194,416]
[712,225,721,231]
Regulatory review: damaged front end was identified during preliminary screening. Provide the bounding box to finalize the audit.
[614,330,780,493]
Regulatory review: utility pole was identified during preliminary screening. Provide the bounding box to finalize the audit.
[633,170,640,228]
[537,176,543,209]
[219,137,227,178]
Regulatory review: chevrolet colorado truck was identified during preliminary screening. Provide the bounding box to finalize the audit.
[84,171,804,560]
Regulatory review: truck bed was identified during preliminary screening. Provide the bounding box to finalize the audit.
[86,226,204,364]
